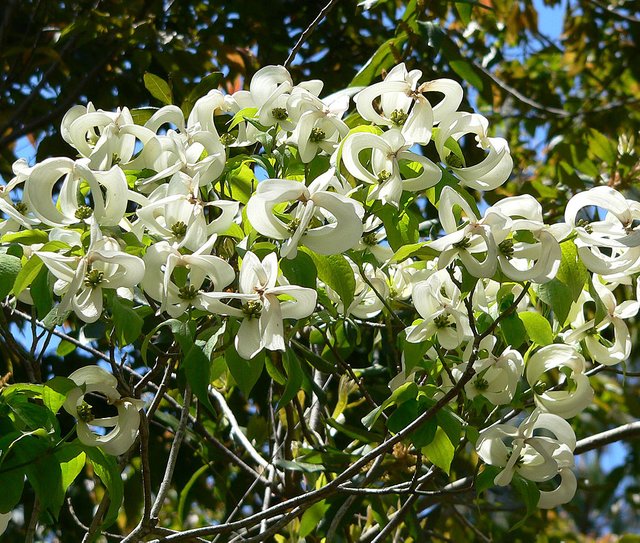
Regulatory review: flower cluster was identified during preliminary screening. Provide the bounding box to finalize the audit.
[1,62,639,509]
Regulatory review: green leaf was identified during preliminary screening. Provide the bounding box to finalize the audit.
[379,205,419,251]
[280,251,317,289]
[0,467,24,513]
[143,72,173,105]
[55,442,86,498]
[537,279,573,326]
[226,160,256,204]
[1,229,49,245]
[276,350,303,410]
[587,128,617,164]
[422,426,455,474]
[511,476,541,530]
[43,377,76,414]
[110,296,144,347]
[299,500,331,539]
[12,254,43,296]
[555,240,589,302]
[228,107,258,131]
[183,342,215,414]
[475,465,501,495]
[362,382,418,429]
[177,464,209,528]
[25,452,64,518]
[130,107,158,125]
[56,339,77,357]
[455,1,473,25]
[499,313,527,348]
[83,446,124,529]
[350,33,409,87]
[30,265,53,319]
[226,346,265,397]
[519,312,554,345]
[449,59,484,91]
[300,248,355,313]
[0,253,21,299]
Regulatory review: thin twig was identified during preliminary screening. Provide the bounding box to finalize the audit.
[284,0,341,68]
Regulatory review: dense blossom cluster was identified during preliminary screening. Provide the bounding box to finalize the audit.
[1,62,639,520]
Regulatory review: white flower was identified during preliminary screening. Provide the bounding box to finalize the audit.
[449,339,524,405]
[429,186,506,278]
[199,252,317,359]
[565,186,640,275]
[141,238,235,318]
[405,269,472,349]
[24,157,130,227]
[341,129,441,206]
[61,104,136,170]
[476,410,577,508]
[435,112,513,191]
[354,63,463,144]
[486,195,568,283]
[36,224,145,323]
[0,159,39,235]
[246,171,364,258]
[564,277,639,366]
[137,172,238,251]
[63,366,144,456]
[526,344,593,419]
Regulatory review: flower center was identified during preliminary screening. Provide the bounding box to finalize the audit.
[242,300,262,319]
[287,217,301,233]
[499,239,514,259]
[452,236,471,250]
[77,401,95,423]
[362,232,378,246]
[390,109,408,126]
[445,153,464,168]
[474,377,489,391]
[309,127,326,143]
[13,201,28,214]
[75,205,94,220]
[84,269,104,288]
[271,107,288,121]
[434,314,451,328]
[377,170,392,182]
[178,285,199,300]
[220,133,236,146]
[171,221,188,239]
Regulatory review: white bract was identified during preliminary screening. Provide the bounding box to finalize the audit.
[36,225,145,323]
[63,366,144,456]
[246,171,364,258]
[476,410,577,508]
[200,252,317,359]
[526,344,593,419]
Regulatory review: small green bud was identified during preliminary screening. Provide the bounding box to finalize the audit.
[309,127,326,143]
[84,269,104,288]
[75,205,94,220]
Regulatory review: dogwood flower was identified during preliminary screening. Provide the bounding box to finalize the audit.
[0,159,39,235]
[141,237,235,318]
[448,337,524,405]
[564,277,639,365]
[405,269,472,349]
[341,129,441,206]
[137,172,239,251]
[246,171,364,258]
[429,186,506,278]
[476,410,577,508]
[36,224,145,322]
[199,251,317,359]
[435,112,513,191]
[61,103,136,170]
[565,186,640,275]
[354,63,463,144]
[526,344,594,419]
[63,366,144,456]
[24,157,130,227]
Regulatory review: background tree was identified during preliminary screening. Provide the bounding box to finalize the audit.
[1,0,639,541]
